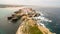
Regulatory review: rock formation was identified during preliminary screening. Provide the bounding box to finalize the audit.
[8,7,53,34]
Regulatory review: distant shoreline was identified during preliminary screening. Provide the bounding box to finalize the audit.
[0,4,60,8]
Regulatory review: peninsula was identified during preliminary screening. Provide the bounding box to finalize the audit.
[7,7,53,34]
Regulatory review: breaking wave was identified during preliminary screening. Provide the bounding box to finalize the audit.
[33,11,52,27]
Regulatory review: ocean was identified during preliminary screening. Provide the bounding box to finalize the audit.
[0,8,21,34]
[38,8,60,34]
[0,7,60,34]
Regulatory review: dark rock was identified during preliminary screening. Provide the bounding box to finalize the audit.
[12,14,15,16]
[17,16,22,19]
[14,11,19,14]
[34,13,41,17]
[11,18,18,22]
[7,16,13,20]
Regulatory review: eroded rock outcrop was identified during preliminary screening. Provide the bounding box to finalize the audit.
[8,7,53,34]
[15,8,53,34]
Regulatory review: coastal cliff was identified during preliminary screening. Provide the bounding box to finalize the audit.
[16,16,52,34]
[7,7,53,34]
[15,8,53,34]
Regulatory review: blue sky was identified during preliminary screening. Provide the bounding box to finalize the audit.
[0,0,60,7]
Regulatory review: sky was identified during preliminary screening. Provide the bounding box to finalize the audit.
[0,0,60,7]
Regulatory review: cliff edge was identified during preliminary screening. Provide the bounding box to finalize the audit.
[15,8,53,34]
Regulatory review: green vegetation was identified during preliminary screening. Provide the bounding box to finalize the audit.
[22,21,43,34]
[28,25,43,34]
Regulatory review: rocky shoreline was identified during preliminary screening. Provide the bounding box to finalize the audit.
[7,7,53,34]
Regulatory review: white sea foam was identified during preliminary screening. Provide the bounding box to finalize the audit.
[37,22,46,27]
[32,12,52,27]
[33,16,52,22]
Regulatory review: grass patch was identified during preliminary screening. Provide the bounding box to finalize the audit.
[28,25,43,34]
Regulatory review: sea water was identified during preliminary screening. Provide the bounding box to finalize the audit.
[0,7,60,34]
[38,8,60,34]
[0,8,21,34]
